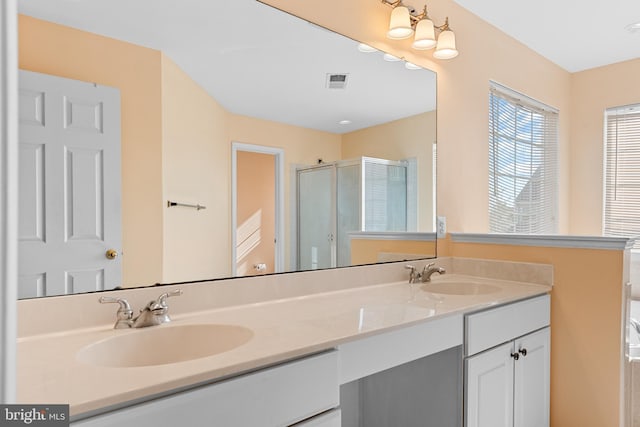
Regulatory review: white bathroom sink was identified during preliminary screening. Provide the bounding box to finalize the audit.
[421,280,501,296]
[77,324,253,368]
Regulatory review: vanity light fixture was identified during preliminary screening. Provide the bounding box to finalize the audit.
[357,43,378,52]
[404,61,422,70]
[382,1,459,59]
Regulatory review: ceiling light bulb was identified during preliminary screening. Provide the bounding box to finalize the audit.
[383,53,401,62]
[405,62,422,70]
[412,19,437,50]
[357,43,378,53]
[387,5,414,40]
[433,30,458,60]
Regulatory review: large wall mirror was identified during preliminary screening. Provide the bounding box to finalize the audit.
[16,0,437,299]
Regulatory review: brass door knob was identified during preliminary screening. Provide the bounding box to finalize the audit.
[106,249,118,260]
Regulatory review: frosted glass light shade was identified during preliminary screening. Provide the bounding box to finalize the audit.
[357,43,378,53]
[433,30,459,59]
[387,6,414,40]
[412,19,436,50]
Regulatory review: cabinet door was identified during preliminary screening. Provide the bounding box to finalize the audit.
[514,328,550,427]
[465,342,515,427]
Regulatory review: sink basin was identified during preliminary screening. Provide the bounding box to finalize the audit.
[77,324,253,368]
[421,281,501,296]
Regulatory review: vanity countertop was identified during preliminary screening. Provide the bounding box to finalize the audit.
[17,274,550,418]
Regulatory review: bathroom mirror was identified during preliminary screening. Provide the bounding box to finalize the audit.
[16,0,437,298]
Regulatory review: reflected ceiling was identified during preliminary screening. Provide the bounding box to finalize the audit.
[19,0,437,133]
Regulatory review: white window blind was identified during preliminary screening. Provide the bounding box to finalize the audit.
[604,104,640,246]
[488,83,558,234]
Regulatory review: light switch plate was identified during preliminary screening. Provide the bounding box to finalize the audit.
[437,216,446,238]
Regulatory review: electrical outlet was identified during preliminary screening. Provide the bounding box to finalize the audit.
[437,216,446,238]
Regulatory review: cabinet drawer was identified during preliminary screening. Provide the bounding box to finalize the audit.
[465,294,550,356]
[73,351,339,427]
[338,314,463,384]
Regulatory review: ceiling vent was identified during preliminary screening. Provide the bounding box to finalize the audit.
[326,73,349,90]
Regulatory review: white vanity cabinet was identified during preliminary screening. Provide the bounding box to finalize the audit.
[464,295,550,427]
[72,351,339,427]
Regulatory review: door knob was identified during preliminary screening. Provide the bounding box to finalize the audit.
[106,249,118,260]
[519,348,528,357]
[510,352,520,361]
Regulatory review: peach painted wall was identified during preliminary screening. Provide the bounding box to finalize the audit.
[569,59,640,235]
[342,111,436,231]
[160,55,231,282]
[442,238,627,427]
[236,151,276,276]
[350,238,436,265]
[261,0,572,234]
[18,15,164,287]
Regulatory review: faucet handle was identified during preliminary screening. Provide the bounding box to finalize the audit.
[405,265,418,283]
[155,289,183,308]
[99,296,133,329]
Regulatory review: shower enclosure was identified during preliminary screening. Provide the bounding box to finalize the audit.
[296,157,416,270]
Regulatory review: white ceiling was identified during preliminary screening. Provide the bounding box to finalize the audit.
[453,0,640,72]
[18,0,436,134]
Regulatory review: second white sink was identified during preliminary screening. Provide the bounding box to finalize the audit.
[77,324,253,368]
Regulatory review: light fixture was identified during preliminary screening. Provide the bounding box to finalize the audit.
[383,53,401,61]
[339,120,352,125]
[404,61,422,70]
[433,18,458,59]
[357,43,378,53]
[387,4,414,39]
[382,1,459,60]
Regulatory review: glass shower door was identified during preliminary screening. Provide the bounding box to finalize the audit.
[297,166,335,270]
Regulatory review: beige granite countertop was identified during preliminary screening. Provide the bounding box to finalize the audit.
[17,273,550,418]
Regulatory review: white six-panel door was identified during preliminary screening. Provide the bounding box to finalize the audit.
[18,70,121,298]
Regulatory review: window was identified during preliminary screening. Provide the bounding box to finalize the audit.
[604,104,640,246]
[488,82,558,234]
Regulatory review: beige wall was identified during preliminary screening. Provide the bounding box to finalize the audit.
[569,58,640,235]
[160,55,231,282]
[18,15,164,287]
[342,111,436,231]
[350,238,436,265]
[236,151,276,276]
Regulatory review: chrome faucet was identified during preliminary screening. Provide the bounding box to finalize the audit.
[99,289,183,329]
[421,262,446,282]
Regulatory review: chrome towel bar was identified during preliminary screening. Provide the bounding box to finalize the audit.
[167,200,207,210]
